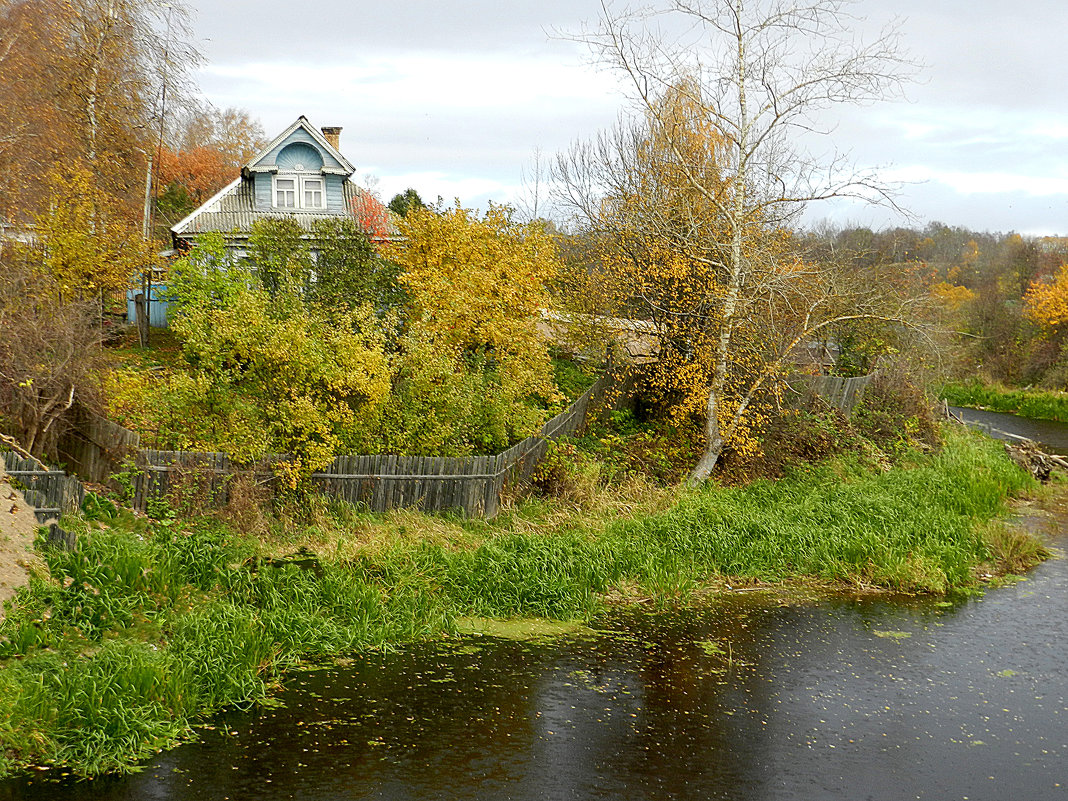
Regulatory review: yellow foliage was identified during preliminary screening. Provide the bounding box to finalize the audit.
[1024,262,1068,333]
[392,202,561,403]
[35,164,153,296]
[929,281,975,310]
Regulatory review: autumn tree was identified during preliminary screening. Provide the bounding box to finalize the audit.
[171,105,267,169]
[557,0,919,481]
[384,202,562,453]
[0,253,107,458]
[34,164,153,300]
[153,105,268,232]
[0,0,200,221]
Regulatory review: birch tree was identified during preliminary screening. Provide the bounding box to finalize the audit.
[556,0,921,481]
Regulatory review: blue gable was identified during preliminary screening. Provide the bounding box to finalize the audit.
[254,128,347,174]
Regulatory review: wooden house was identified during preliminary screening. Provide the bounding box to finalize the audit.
[170,115,390,254]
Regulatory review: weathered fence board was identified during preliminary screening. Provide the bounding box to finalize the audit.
[58,407,141,485]
[797,374,874,415]
[1,452,85,523]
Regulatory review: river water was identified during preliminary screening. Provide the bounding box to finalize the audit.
[950,406,1068,454]
[2,412,1066,801]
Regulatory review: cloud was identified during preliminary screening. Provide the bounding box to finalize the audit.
[186,0,1068,234]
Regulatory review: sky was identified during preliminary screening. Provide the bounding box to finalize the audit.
[186,0,1068,236]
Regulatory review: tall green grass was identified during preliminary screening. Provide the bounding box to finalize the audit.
[943,379,1068,422]
[0,427,1040,778]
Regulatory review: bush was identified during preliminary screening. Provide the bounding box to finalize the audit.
[853,366,940,452]
[530,441,603,504]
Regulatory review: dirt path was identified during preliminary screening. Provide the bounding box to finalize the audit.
[0,466,43,619]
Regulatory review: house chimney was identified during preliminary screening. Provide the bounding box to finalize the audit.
[321,126,342,150]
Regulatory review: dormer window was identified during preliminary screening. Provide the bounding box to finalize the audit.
[271,142,327,210]
[275,177,297,208]
[273,174,324,209]
[303,178,323,208]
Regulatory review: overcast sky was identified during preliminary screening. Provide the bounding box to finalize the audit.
[187,0,1068,236]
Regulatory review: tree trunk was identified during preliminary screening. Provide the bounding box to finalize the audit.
[689,396,724,483]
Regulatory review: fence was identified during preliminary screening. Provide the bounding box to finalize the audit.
[797,373,874,415]
[33,369,868,520]
[128,373,614,519]
[1,452,85,524]
[58,408,142,484]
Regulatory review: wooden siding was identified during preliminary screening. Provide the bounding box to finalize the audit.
[325,174,347,212]
[125,285,171,328]
[258,128,345,173]
[254,172,272,210]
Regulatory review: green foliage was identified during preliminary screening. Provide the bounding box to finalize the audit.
[308,218,406,318]
[155,181,195,226]
[247,217,312,301]
[530,440,604,504]
[551,354,598,402]
[387,187,426,217]
[374,330,550,456]
[575,412,704,486]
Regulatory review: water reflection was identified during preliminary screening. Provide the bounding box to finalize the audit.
[3,555,1065,801]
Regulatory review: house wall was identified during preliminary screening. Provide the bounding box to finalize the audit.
[251,139,348,214]
[252,172,347,214]
[326,175,347,212]
[254,173,272,210]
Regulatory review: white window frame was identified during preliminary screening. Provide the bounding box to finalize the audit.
[274,175,297,208]
[302,176,324,209]
[273,173,326,210]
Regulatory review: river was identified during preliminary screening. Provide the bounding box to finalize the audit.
[950,406,1068,454]
[2,411,1065,801]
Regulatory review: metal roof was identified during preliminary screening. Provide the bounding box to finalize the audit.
[172,179,387,240]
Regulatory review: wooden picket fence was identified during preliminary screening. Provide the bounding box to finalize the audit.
[1,452,85,524]
[126,373,615,518]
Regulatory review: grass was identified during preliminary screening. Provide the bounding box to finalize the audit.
[0,426,1049,778]
[942,378,1068,422]
[107,327,184,371]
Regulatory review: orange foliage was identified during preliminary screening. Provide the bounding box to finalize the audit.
[351,191,391,246]
[157,147,232,204]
